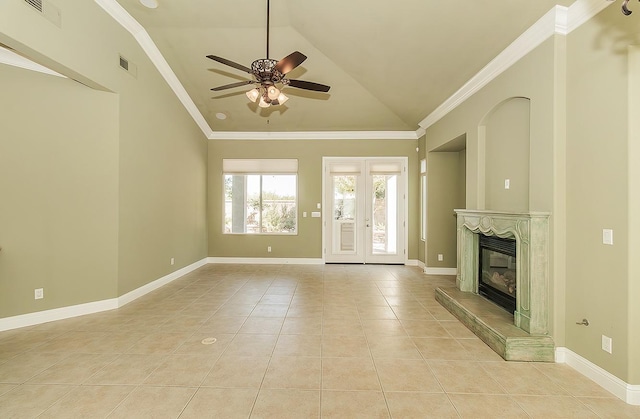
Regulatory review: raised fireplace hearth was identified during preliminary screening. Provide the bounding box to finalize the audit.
[435,209,554,362]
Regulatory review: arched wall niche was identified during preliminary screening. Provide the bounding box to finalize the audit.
[478,97,531,212]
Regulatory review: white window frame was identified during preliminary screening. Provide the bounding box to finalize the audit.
[223,159,298,235]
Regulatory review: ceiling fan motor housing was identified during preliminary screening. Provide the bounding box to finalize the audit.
[251,59,283,84]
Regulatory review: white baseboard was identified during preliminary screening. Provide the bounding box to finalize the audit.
[207,257,324,265]
[0,257,208,332]
[424,267,457,275]
[555,347,640,405]
[406,259,425,269]
[118,258,208,306]
[0,298,118,332]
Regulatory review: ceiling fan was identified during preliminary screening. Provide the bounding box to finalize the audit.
[207,0,330,108]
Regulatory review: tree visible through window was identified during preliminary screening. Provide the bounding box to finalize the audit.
[224,174,297,234]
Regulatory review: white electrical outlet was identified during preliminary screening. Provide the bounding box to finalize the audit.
[170,257,175,265]
[34,288,44,300]
[504,179,510,189]
[267,246,272,253]
[602,335,613,354]
[437,254,444,261]
[602,229,614,245]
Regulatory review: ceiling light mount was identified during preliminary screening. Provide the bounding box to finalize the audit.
[139,0,158,9]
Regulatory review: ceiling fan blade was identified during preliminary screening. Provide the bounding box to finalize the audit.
[206,55,252,74]
[275,51,307,74]
[210,80,254,91]
[288,79,331,93]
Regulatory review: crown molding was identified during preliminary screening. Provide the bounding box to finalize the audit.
[419,0,614,130]
[96,0,611,140]
[94,0,213,138]
[566,0,613,34]
[0,45,66,78]
[94,1,422,141]
[208,130,421,141]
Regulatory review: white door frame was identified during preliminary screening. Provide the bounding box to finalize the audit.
[322,156,408,264]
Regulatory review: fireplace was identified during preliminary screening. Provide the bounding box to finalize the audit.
[435,210,554,361]
[478,235,516,313]
[453,210,550,335]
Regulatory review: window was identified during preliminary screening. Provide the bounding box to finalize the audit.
[420,159,427,241]
[223,159,297,234]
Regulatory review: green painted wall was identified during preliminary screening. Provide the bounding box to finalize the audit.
[483,98,530,212]
[0,64,119,318]
[425,152,462,268]
[458,150,467,210]
[0,0,208,317]
[208,139,419,260]
[565,5,638,384]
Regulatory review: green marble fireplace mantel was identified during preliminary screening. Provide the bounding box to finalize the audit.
[436,209,554,362]
[454,209,551,335]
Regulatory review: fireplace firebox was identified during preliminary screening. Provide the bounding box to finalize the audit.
[478,235,516,313]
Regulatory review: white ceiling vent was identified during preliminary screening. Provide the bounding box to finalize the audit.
[23,0,62,28]
[119,54,137,77]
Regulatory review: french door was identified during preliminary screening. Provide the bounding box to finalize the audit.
[324,157,406,264]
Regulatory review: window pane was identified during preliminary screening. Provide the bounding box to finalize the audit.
[246,175,261,233]
[225,173,297,234]
[333,175,356,221]
[224,175,247,233]
[372,174,397,255]
[332,175,357,253]
[261,175,297,233]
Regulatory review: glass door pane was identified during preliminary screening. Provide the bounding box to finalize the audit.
[371,174,398,255]
[332,175,358,254]
[324,157,405,264]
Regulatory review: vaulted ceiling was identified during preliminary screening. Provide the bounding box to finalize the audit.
[115,0,577,133]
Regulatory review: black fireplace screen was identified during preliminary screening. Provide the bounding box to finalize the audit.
[478,235,516,313]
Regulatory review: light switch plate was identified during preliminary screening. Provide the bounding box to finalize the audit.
[603,229,613,245]
[311,211,321,218]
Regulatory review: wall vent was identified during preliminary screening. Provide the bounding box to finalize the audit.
[25,0,43,13]
[23,0,62,28]
[119,54,137,77]
[119,56,129,71]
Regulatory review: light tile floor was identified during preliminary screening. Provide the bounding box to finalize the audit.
[1,264,639,418]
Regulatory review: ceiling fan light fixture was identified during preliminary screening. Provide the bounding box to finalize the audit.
[246,88,260,102]
[258,95,270,108]
[277,92,289,105]
[267,85,280,100]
